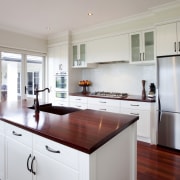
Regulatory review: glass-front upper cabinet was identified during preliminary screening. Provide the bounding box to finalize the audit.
[73,43,85,67]
[130,30,155,64]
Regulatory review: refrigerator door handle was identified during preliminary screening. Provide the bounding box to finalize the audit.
[158,111,162,123]
[158,96,162,122]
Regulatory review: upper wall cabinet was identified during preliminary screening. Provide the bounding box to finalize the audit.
[48,45,68,73]
[156,22,180,56]
[86,34,129,63]
[73,43,85,67]
[130,30,155,64]
[72,43,96,68]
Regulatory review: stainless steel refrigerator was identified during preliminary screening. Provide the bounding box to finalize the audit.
[157,56,180,150]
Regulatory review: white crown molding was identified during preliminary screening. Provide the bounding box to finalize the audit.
[149,0,180,13]
[71,0,180,38]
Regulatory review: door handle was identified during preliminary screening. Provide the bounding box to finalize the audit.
[45,145,60,153]
[12,131,22,136]
[31,156,36,175]
[158,111,162,123]
[27,154,32,173]
[25,86,27,94]
[174,42,177,52]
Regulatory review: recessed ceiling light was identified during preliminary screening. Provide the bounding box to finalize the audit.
[88,12,93,16]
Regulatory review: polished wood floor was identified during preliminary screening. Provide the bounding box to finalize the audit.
[137,141,180,180]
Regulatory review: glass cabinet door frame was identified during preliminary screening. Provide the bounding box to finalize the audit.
[130,29,155,64]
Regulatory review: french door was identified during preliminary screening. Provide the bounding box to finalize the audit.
[0,52,45,102]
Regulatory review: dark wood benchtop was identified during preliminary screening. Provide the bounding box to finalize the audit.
[0,100,138,154]
[70,92,156,103]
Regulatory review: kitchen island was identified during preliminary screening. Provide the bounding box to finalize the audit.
[0,100,138,180]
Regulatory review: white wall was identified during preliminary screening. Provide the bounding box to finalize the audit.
[0,29,47,53]
[82,63,156,95]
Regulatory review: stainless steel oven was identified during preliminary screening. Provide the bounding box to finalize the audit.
[55,73,68,90]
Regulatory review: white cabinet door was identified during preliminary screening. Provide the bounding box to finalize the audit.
[5,124,33,180]
[33,135,79,180]
[48,45,68,73]
[130,30,155,64]
[156,22,179,56]
[86,34,129,63]
[34,151,79,180]
[0,122,5,180]
[121,101,152,143]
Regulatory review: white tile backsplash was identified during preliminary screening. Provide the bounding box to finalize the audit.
[82,62,156,95]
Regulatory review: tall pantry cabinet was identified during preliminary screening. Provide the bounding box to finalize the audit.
[48,44,69,106]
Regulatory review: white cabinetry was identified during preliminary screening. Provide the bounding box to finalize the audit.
[156,22,180,56]
[2,121,137,180]
[121,101,154,143]
[33,135,79,180]
[69,96,88,109]
[87,97,120,113]
[0,121,5,180]
[130,30,155,64]
[86,34,129,63]
[5,123,33,180]
[48,45,68,73]
[72,44,96,68]
[48,45,69,106]
[4,123,80,180]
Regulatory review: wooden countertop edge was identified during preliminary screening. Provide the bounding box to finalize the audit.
[0,115,138,154]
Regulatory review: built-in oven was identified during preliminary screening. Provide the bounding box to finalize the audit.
[55,73,68,90]
[55,91,68,99]
[54,72,68,106]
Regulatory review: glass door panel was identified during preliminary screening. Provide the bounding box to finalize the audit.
[131,34,140,62]
[0,52,22,101]
[144,31,154,61]
[26,55,44,101]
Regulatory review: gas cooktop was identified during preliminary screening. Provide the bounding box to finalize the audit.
[89,91,128,98]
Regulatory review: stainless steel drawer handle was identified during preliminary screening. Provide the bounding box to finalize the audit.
[99,101,106,103]
[100,109,107,111]
[130,104,139,106]
[45,145,60,153]
[12,131,22,136]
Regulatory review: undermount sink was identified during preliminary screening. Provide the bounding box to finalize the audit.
[29,104,81,115]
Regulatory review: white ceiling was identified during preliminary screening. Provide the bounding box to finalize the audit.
[0,0,177,39]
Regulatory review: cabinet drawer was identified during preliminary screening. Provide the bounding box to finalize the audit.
[54,100,69,107]
[88,98,120,107]
[5,123,32,147]
[70,96,87,103]
[121,101,151,110]
[121,108,140,116]
[34,135,79,170]
[70,102,87,109]
[88,97,108,105]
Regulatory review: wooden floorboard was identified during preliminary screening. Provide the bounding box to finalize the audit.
[137,141,180,180]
